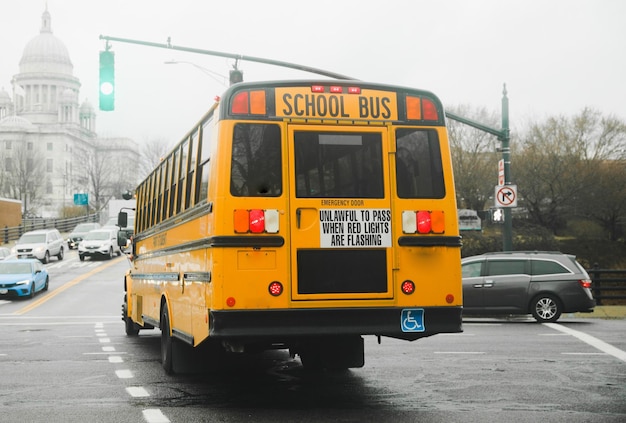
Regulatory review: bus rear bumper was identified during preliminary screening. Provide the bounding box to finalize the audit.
[209,307,462,341]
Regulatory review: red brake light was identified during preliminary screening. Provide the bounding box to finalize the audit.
[401,280,415,295]
[417,211,432,234]
[231,91,249,114]
[422,98,439,120]
[268,281,283,296]
[579,279,592,289]
[249,209,265,233]
[311,85,325,93]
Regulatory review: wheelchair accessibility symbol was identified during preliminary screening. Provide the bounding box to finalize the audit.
[401,309,425,333]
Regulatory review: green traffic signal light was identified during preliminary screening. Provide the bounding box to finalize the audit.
[99,50,115,111]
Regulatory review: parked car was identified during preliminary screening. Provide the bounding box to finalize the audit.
[0,247,12,260]
[67,222,101,249]
[78,228,122,261]
[14,229,64,264]
[461,251,595,322]
[0,259,49,299]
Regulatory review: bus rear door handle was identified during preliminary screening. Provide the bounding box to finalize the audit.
[296,209,302,229]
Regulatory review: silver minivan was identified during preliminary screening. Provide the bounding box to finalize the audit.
[462,251,595,322]
[15,229,65,264]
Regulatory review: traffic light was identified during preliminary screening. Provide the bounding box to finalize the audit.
[229,68,243,85]
[99,50,115,111]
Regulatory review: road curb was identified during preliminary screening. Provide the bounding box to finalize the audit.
[573,305,626,319]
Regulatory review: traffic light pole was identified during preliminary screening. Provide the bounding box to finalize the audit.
[445,84,512,251]
[98,35,355,81]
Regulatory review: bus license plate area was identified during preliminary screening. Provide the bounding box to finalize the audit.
[296,249,387,295]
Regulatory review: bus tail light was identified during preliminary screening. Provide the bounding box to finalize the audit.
[231,90,267,115]
[401,280,415,295]
[402,210,445,234]
[234,209,279,233]
[268,281,283,296]
[406,96,439,121]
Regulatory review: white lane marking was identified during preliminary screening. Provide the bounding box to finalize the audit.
[102,346,115,352]
[126,386,150,397]
[109,356,123,363]
[544,323,626,363]
[99,338,111,343]
[116,369,133,379]
[434,351,485,354]
[143,409,170,423]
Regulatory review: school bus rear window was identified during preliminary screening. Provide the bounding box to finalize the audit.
[295,131,384,198]
[395,129,445,199]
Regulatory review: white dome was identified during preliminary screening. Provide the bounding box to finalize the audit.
[0,115,36,130]
[19,8,73,75]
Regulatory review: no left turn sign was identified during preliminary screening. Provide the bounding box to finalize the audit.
[495,185,517,207]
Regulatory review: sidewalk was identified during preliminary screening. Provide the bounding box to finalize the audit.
[573,305,626,319]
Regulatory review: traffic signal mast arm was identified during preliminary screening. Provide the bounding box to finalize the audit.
[98,35,356,81]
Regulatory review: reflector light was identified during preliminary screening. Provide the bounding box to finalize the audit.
[347,87,361,94]
[249,209,265,233]
[417,210,432,234]
[401,280,415,295]
[422,98,439,120]
[250,90,267,114]
[402,210,417,233]
[268,281,283,296]
[431,210,445,233]
[234,209,249,233]
[446,294,454,304]
[311,85,325,93]
[231,91,249,114]
[406,96,421,120]
[330,86,343,93]
[264,209,279,233]
[579,279,592,289]
[226,297,236,307]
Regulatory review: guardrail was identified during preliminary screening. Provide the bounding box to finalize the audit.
[588,266,626,305]
[2,214,101,245]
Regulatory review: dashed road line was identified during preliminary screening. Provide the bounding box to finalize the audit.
[143,409,171,423]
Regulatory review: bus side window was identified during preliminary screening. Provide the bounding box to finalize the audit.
[230,123,282,197]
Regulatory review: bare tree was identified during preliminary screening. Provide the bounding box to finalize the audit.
[447,104,500,211]
[1,139,46,216]
[515,109,626,235]
[139,137,172,181]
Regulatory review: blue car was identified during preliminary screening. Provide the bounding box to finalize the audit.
[0,259,49,299]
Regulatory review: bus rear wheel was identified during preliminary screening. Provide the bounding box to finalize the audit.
[122,295,140,336]
[161,306,174,374]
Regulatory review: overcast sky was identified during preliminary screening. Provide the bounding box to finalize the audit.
[1,0,624,144]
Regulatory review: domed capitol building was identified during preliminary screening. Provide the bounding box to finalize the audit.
[0,7,139,218]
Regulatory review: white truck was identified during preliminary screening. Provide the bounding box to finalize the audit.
[105,199,136,234]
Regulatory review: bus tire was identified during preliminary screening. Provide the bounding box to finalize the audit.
[123,295,140,336]
[161,305,175,374]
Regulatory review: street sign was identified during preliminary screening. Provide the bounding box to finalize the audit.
[498,159,505,186]
[74,193,88,206]
[494,185,517,208]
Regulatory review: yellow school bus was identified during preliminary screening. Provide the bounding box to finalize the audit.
[121,80,462,373]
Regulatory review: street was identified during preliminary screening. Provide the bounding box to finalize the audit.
[1,251,625,422]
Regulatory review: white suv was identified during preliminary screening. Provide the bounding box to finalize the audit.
[15,229,65,264]
[78,228,121,261]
